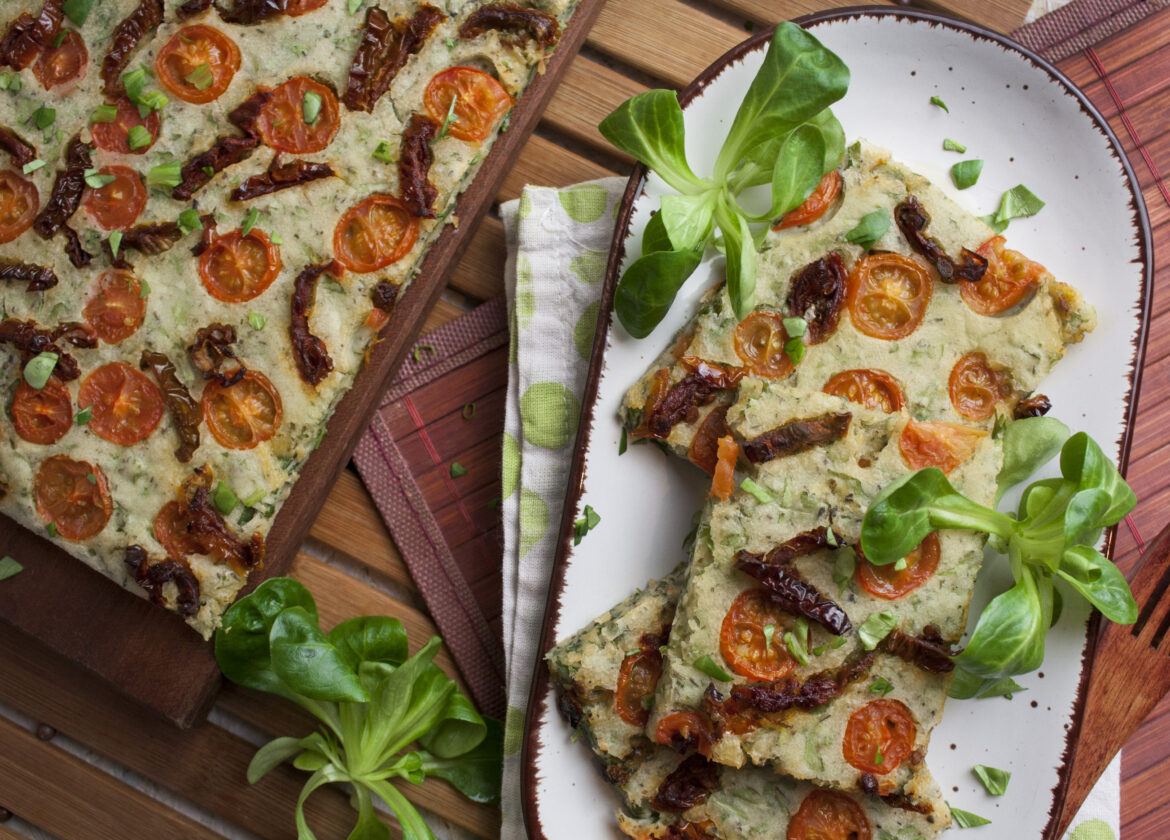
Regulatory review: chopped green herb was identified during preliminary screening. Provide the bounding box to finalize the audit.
[784,630,810,666]
[870,676,895,697]
[241,207,260,236]
[0,72,11,91]
[84,168,116,189]
[126,124,152,151]
[302,91,322,125]
[185,63,214,92]
[693,654,733,682]
[437,94,459,140]
[450,462,468,478]
[23,351,58,389]
[22,159,45,174]
[804,730,824,772]
[572,504,601,546]
[857,610,898,650]
[843,209,890,250]
[146,161,182,188]
[412,343,435,362]
[892,557,908,572]
[202,165,216,177]
[972,765,1011,796]
[0,556,23,582]
[7,74,21,92]
[75,405,93,425]
[373,141,394,163]
[943,138,967,153]
[782,316,807,339]
[63,0,96,26]
[85,473,97,485]
[248,311,267,331]
[874,745,883,765]
[825,528,838,547]
[948,806,991,828]
[242,489,266,508]
[123,67,168,118]
[950,159,984,190]
[624,649,641,658]
[214,482,240,515]
[784,336,805,365]
[462,402,476,420]
[53,30,67,48]
[832,546,856,590]
[619,427,628,455]
[830,634,847,649]
[46,522,58,538]
[740,477,774,504]
[992,184,1045,226]
[108,229,123,258]
[91,103,119,123]
[930,95,949,112]
[139,277,150,298]
[177,208,203,235]
[269,231,283,245]
[347,0,364,12]
[812,644,827,656]
[763,622,776,651]
[33,106,56,130]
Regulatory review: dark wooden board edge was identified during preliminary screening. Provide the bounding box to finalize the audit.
[0,0,606,731]
[519,8,1156,839]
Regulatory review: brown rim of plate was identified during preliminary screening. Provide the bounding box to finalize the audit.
[519,8,1155,840]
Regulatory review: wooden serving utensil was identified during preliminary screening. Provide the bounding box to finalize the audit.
[1049,521,1170,839]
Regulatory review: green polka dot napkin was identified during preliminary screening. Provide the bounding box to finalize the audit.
[498,178,624,835]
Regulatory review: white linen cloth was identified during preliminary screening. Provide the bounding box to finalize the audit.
[495,179,1120,840]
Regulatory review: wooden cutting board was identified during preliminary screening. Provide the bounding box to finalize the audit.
[0,0,605,729]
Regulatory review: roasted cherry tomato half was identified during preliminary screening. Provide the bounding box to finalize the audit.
[424,66,512,143]
[78,362,165,446]
[654,711,713,756]
[786,789,872,840]
[83,270,147,344]
[35,455,112,541]
[33,29,88,90]
[688,404,730,476]
[201,370,283,450]
[961,235,1046,316]
[774,170,842,230]
[843,698,917,775]
[257,76,340,154]
[847,253,933,340]
[948,352,1011,421]
[899,419,988,475]
[198,227,282,302]
[857,533,940,600]
[822,368,905,414]
[155,25,241,104]
[720,588,795,682]
[83,165,147,231]
[615,648,663,727]
[333,194,419,273]
[0,169,38,244]
[91,96,160,155]
[12,377,72,445]
[734,311,794,379]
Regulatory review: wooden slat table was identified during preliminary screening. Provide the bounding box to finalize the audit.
[12,0,1170,838]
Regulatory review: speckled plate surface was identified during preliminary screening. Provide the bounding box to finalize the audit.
[523,9,1151,839]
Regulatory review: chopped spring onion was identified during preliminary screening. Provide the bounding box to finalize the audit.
[302,91,322,125]
[84,168,116,189]
[184,63,214,92]
[147,161,183,189]
[240,207,260,236]
[23,352,58,389]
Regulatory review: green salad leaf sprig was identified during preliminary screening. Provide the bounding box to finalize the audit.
[600,23,849,338]
[860,419,1137,698]
[214,578,501,840]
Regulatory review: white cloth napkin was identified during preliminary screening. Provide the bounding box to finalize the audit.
[496,179,1120,840]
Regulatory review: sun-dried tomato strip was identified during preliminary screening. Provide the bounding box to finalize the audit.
[879,625,956,674]
[787,252,846,344]
[125,544,201,616]
[230,155,335,201]
[214,0,287,24]
[140,350,201,463]
[61,225,93,268]
[0,126,36,166]
[640,360,745,440]
[290,261,336,386]
[710,650,876,722]
[371,280,400,314]
[0,259,57,292]
[737,527,837,568]
[0,0,63,71]
[1014,393,1051,419]
[33,134,91,239]
[174,468,264,575]
[100,0,164,99]
[0,318,95,382]
[187,323,246,386]
[742,412,852,464]
[191,214,219,257]
[176,0,214,20]
[679,356,747,390]
[104,220,187,268]
[344,5,444,112]
[173,90,272,201]
[895,196,988,284]
[459,2,560,47]
[400,113,439,218]
[650,755,719,813]
[876,789,933,815]
[734,553,853,635]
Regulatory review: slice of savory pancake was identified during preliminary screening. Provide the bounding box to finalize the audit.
[620,140,1095,469]
[546,570,951,839]
[646,380,1000,799]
